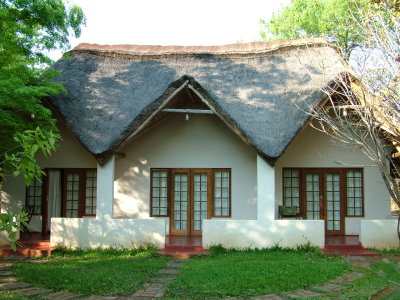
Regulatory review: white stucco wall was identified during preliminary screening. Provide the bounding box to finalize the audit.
[360,219,399,249]
[51,217,165,248]
[275,125,391,236]
[114,114,258,225]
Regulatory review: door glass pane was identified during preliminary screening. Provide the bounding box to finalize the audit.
[173,173,188,231]
[305,173,320,220]
[326,172,341,231]
[193,172,208,231]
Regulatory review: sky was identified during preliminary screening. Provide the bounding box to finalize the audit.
[51,0,290,60]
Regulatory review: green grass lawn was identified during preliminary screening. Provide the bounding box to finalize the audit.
[14,247,170,296]
[14,245,400,299]
[165,246,351,299]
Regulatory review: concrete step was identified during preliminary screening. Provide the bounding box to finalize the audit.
[164,245,204,252]
[324,244,364,251]
[157,248,209,258]
[18,240,51,248]
[0,246,55,258]
[322,247,379,256]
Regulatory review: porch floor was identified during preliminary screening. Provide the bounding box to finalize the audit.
[325,235,360,246]
[323,235,379,256]
[0,232,53,258]
[19,232,50,242]
[158,235,206,258]
[165,235,202,247]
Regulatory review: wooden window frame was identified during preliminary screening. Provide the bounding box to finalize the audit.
[212,168,232,218]
[62,168,97,218]
[25,175,45,215]
[282,168,301,213]
[150,168,170,217]
[149,168,232,219]
[345,168,364,217]
[282,168,365,219]
[84,169,97,216]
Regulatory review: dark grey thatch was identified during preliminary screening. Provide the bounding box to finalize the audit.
[49,38,349,165]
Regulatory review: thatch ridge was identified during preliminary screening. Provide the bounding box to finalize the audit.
[49,39,349,165]
[72,38,333,60]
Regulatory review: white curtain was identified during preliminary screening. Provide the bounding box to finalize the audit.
[48,170,62,229]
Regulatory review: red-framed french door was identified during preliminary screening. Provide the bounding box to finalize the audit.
[301,169,345,236]
[170,169,212,235]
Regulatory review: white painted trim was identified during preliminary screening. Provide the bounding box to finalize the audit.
[161,108,214,114]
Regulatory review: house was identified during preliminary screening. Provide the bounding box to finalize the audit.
[1,38,398,250]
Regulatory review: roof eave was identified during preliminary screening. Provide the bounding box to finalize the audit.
[94,75,277,167]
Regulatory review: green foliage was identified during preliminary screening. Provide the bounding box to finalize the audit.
[260,0,373,59]
[0,211,28,251]
[0,0,84,247]
[208,241,321,256]
[0,0,85,183]
[50,243,160,258]
[0,0,85,66]
[1,127,59,185]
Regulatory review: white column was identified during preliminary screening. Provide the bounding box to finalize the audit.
[96,156,115,219]
[257,155,275,221]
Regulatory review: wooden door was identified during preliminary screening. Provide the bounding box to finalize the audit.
[302,169,345,235]
[171,170,190,235]
[324,171,345,235]
[190,170,212,235]
[302,169,323,220]
[170,169,211,235]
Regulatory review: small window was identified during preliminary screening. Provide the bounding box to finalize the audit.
[150,169,169,216]
[283,169,300,209]
[26,177,43,215]
[84,170,97,216]
[65,172,80,218]
[346,169,364,216]
[63,169,97,218]
[213,169,231,217]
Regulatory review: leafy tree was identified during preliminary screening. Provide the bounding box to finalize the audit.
[0,0,85,246]
[259,0,374,60]
[307,2,400,209]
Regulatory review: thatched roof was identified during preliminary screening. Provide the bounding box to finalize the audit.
[49,38,349,165]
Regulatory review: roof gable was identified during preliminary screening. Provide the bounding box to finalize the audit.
[48,39,349,165]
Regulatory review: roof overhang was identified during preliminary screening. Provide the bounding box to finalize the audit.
[95,75,275,166]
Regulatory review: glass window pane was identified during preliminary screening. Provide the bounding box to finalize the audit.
[214,170,231,217]
[151,170,169,216]
[346,170,363,217]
